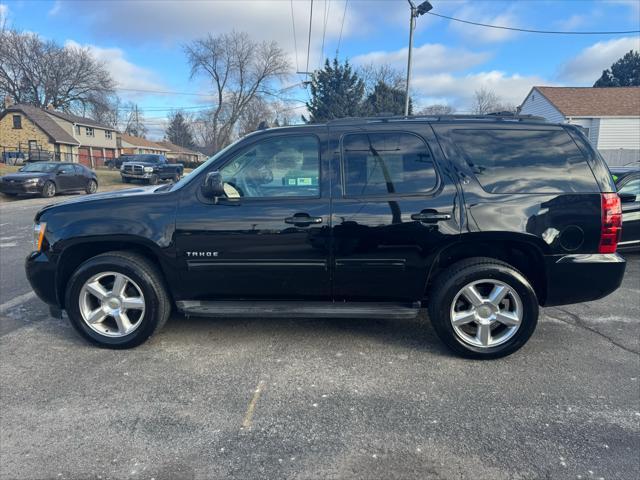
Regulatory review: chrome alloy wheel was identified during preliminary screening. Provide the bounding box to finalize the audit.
[450,279,523,348]
[79,272,146,337]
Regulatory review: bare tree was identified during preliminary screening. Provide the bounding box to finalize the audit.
[418,104,456,115]
[471,88,517,115]
[358,63,405,95]
[0,28,115,114]
[124,103,147,138]
[184,31,290,153]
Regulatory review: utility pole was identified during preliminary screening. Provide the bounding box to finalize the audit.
[404,0,433,117]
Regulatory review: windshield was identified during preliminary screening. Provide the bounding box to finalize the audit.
[169,140,241,191]
[130,154,162,163]
[20,163,58,173]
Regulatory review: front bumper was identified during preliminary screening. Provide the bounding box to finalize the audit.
[543,253,626,306]
[0,182,43,194]
[25,251,60,308]
[121,172,153,180]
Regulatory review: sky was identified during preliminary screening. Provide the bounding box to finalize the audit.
[1,0,639,138]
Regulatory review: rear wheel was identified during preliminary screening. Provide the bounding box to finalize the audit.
[41,181,56,198]
[65,251,171,349]
[427,257,538,359]
[85,179,98,194]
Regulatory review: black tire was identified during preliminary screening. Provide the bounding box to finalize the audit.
[2,193,17,197]
[427,257,539,359]
[148,174,159,185]
[122,177,131,183]
[173,172,181,182]
[41,181,56,198]
[65,251,171,349]
[85,179,98,194]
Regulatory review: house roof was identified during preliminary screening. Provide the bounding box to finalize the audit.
[3,104,79,145]
[44,109,112,129]
[533,86,640,117]
[120,133,170,151]
[156,140,201,156]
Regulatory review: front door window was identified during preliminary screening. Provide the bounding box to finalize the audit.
[219,136,320,198]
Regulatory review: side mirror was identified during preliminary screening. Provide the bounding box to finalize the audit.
[201,171,225,199]
[619,192,637,204]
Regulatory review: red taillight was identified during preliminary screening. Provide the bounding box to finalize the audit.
[599,193,622,254]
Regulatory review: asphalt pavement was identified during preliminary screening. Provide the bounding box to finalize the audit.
[1,195,639,480]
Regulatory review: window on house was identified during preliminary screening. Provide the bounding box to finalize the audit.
[342,132,438,197]
[12,115,22,129]
[85,127,94,137]
[105,131,112,139]
[75,125,81,135]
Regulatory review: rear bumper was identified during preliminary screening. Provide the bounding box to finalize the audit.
[25,251,60,308]
[543,253,626,306]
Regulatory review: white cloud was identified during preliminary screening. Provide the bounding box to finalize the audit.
[352,43,491,74]
[48,1,61,16]
[0,4,9,24]
[558,36,640,83]
[410,71,552,111]
[64,40,167,99]
[55,0,360,73]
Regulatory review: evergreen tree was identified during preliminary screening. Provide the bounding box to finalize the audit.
[305,58,365,122]
[594,50,640,87]
[165,111,195,148]
[362,81,412,116]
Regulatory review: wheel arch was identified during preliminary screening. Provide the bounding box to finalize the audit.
[56,238,174,308]
[426,233,548,304]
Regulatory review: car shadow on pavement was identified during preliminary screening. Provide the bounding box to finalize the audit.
[156,312,455,357]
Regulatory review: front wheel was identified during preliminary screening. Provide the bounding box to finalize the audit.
[85,179,98,194]
[427,257,539,359]
[147,174,159,185]
[41,181,56,198]
[65,251,171,349]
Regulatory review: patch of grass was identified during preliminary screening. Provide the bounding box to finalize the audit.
[0,164,20,175]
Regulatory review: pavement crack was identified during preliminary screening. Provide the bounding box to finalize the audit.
[547,307,639,355]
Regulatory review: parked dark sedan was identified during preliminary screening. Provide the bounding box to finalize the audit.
[612,165,640,251]
[0,162,98,198]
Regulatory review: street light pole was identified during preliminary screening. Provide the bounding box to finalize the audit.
[404,0,433,117]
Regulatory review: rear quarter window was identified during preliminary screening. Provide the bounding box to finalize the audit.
[451,128,599,194]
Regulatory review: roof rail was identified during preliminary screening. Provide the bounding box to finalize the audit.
[325,113,548,125]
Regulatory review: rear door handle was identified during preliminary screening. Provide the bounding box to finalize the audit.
[284,213,323,226]
[411,212,451,223]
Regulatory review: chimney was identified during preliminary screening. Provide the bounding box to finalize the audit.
[3,95,14,109]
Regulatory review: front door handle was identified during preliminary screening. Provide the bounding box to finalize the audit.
[284,213,323,226]
[411,211,452,223]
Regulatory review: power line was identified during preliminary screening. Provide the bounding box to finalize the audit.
[336,0,349,56]
[305,0,314,76]
[427,11,640,35]
[290,0,299,73]
[320,0,330,68]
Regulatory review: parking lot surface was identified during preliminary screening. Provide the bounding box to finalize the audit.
[1,195,639,480]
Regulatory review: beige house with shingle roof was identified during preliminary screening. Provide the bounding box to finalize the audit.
[156,140,206,163]
[0,103,118,166]
[519,87,640,166]
[118,133,170,155]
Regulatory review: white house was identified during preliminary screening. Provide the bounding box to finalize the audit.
[519,87,640,166]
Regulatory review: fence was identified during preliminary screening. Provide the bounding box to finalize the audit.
[0,145,201,169]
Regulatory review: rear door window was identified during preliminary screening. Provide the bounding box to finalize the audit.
[341,132,437,197]
[451,128,598,193]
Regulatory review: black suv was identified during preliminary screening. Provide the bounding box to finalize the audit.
[25,115,626,358]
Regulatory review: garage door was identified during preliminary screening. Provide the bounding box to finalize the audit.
[78,147,90,166]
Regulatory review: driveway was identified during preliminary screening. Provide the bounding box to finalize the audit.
[1,194,638,480]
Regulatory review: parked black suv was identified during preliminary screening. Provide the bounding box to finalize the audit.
[120,154,183,184]
[25,115,626,358]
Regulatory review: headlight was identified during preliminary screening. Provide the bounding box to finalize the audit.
[24,178,40,184]
[33,222,47,251]
[143,167,154,173]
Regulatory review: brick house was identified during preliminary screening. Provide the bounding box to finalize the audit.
[118,133,170,156]
[156,140,206,163]
[0,103,118,167]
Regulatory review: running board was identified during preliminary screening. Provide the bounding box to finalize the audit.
[176,301,421,319]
